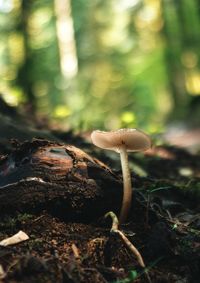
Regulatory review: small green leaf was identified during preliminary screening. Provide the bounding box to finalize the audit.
[128,270,138,280]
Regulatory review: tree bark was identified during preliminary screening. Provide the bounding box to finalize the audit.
[0,140,122,222]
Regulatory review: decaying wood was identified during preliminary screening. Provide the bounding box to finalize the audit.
[0,139,123,221]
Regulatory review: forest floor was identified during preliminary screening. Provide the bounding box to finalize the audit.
[0,130,199,283]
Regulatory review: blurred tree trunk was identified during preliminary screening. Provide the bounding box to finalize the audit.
[54,0,78,79]
[161,0,188,117]
[16,0,36,115]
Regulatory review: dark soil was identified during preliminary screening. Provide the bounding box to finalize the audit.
[0,138,199,283]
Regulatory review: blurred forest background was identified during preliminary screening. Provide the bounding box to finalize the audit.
[0,0,200,134]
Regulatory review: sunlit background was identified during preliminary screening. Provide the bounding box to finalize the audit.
[0,0,200,133]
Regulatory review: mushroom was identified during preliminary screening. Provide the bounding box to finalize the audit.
[91,128,151,224]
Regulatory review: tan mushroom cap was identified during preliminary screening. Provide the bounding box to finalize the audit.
[91,128,151,153]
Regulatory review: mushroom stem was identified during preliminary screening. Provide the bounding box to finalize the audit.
[119,144,132,224]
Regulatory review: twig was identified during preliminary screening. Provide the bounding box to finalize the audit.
[105,211,119,231]
[71,243,81,262]
[105,211,151,283]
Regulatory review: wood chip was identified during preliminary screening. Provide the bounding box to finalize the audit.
[0,230,29,246]
[0,265,6,279]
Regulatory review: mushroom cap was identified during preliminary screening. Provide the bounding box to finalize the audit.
[91,128,151,153]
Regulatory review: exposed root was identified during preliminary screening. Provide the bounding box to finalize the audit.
[105,211,152,283]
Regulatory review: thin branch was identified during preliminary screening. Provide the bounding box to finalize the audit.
[105,211,151,283]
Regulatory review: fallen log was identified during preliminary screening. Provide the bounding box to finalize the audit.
[0,139,122,222]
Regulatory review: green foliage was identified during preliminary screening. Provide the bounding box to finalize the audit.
[0,0,200,130]
[111,270,138,283]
